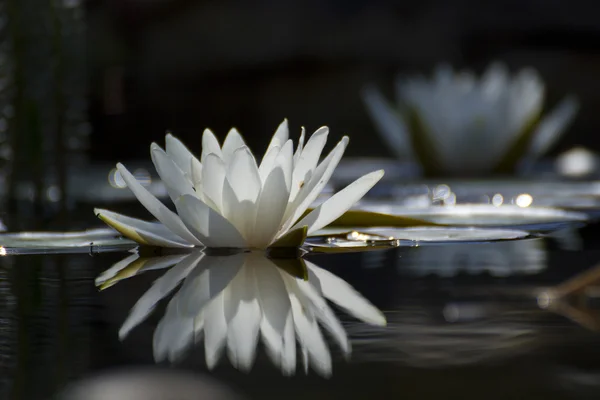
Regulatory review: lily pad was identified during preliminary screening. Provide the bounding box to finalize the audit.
[407,179,600,217]
[356,203,587,232]
[304,231,400,254]
[325,209,438,228]
[360,226,529,244]
[0,228,137,255]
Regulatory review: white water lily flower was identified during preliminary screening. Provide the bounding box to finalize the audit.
[363,62,579,176]
[99,250,387,377]
[96,120,383,249]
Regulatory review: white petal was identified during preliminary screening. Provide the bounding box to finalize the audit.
[201,153,227,211]
[204,291,228,369]
[361,85,413,160]
[275,140,293,193]
[165,133,198,178]
[222,128,247,162]
[176,253,244,317]
[94,208,192,248]
[222,147,262,239]
[250,166,289,248]
[291,170,384,234]
[306,261,386,326]
[116,163,202,246]
[151,144,196,203]
[290,126,328,201]
[227,146,261,204]
[224,262,261,372]
[292,127,306,168]
[201,128,223,162]
[258,144,280,183]
[284,278,332,377]
[253,255,296,375]
[264,119,289,157]
[119,251,204,339]
[190,157,203,189]
[527,96,579,159]
[280,137,348,235]
[221,179,256,242]
[174,194,246,248]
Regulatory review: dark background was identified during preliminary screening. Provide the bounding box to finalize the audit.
[86,0,600,161]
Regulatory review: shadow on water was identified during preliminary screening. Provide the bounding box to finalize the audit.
[3,228,600,399]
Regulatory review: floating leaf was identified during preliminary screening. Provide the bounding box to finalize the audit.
[304,240,399,254]
[0,229,136,255]
[357,204,587,232]
[325,209,438,228]
[360,226,530,243]
[303,230,399,254]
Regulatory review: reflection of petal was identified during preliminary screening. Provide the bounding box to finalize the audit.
[287,286,332,377]
[153,299,197,362]
[287,273,350,356]
[203,291,228,369]
[103,249,385,377]
[306,261,387,326]
[176,254,244,317]
[95,252,140,287]
[225,262,261,371]
[253,255,295,375]
[119,251,204,339]
[96,252,190,289]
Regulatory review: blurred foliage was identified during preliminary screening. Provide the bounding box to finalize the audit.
[4,0,89,224]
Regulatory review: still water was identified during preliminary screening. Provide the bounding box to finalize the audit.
[2,226,600,399]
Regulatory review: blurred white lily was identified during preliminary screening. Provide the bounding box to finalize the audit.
[96,120,383,249]
[99,250,386,377]
[363,63,579,176]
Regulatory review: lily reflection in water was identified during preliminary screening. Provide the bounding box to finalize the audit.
[96,249,386,377]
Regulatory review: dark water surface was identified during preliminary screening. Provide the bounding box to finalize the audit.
[3,225,600,400]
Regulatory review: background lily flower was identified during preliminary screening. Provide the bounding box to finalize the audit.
[363,62,579,177]
[100,250,387,377]
[95,120,384,249]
